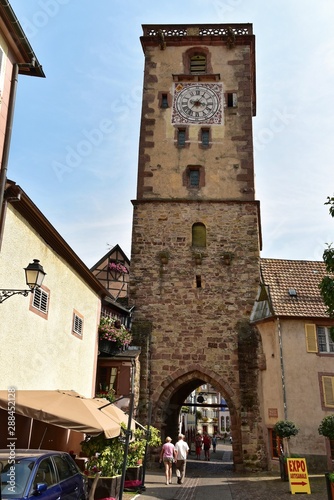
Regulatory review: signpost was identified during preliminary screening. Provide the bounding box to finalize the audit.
[287,458,311,495]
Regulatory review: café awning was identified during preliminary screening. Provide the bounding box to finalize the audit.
[0,390,132,438]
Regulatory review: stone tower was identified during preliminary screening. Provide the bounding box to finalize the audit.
[129,24,265,469]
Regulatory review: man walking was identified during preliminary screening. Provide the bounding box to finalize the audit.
[174,434,189,484]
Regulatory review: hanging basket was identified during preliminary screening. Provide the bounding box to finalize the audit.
[99,339,121,355]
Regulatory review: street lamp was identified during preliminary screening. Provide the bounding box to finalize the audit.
[0,259,46,303]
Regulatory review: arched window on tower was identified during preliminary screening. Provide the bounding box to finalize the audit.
[190,54,206,74]
[192,222,206,247]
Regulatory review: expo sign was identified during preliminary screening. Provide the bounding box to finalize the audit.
[287,458,311,495]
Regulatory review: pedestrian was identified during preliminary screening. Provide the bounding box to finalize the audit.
[174,434,189,485]
[195,432,203,460]
[203,432,211,461]
[159,436,175,485]
[212,434,217,453]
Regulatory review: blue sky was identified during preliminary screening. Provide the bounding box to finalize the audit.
[7,0,334,268]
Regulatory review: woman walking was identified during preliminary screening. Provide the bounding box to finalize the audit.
[195,432,203,460]
[159,436,175,485]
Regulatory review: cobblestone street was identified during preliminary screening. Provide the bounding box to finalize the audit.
[130,442,328,500]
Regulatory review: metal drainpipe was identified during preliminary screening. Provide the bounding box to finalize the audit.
[0,63,19,249]
[277,317,288,420]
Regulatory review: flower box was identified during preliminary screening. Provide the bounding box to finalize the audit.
[125,465,143,482]
[98,316,132,351]
[99,339,121,356]
[87,475,121,500]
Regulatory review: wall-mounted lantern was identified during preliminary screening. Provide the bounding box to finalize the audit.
[0,259,46,303]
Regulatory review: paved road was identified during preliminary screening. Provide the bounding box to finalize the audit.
[132,442,328,499]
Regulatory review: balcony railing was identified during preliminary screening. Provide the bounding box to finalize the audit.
[142,24,252,37]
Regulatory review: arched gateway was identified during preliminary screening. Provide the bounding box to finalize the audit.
[129,24,266,470]
[151,368,242,466]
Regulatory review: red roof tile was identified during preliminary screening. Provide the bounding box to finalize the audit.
[260,258,329,318]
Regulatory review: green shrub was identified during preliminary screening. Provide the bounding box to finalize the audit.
[274,420,299,438]
[81,424,161,476]
[318,415,334,440]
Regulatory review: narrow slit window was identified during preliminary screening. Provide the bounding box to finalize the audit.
[161,93,168,108]
[178,128,186,147]
[201,129,210,147]
[227,92,237,108]
[196,275,202,288]
[189,169,200,187]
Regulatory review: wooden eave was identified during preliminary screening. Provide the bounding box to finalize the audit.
[6,180,110,298]
[252,314,334,326]
[0,0,45,77]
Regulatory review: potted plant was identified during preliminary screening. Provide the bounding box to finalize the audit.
[81,425,161,495]
[81,434,124,500]
[318,415,334,499]
[98,316,132,355]
[273,420,299,481]
[325,472,334,500]
[126,426,161,481]
[319,415,334,442]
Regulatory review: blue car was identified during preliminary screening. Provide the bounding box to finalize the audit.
[0,450,88,500]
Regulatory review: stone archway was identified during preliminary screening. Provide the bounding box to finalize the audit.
[150,365,243,470]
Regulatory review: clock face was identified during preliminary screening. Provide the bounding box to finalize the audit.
[172,83,223,124]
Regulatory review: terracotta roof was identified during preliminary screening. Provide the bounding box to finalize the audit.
[260,258,329,318]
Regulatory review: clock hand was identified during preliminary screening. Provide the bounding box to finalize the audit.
[189,98,205,108]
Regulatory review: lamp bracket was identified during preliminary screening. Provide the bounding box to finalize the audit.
[0,289,32,303]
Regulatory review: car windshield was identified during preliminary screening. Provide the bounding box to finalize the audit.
[0,458,35,498]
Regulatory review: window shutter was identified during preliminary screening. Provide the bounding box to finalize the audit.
[305,324,318,352]
[190,55,206,74]
[33,288,49,314]
[73,314,83,336]
[322,376,334,407]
